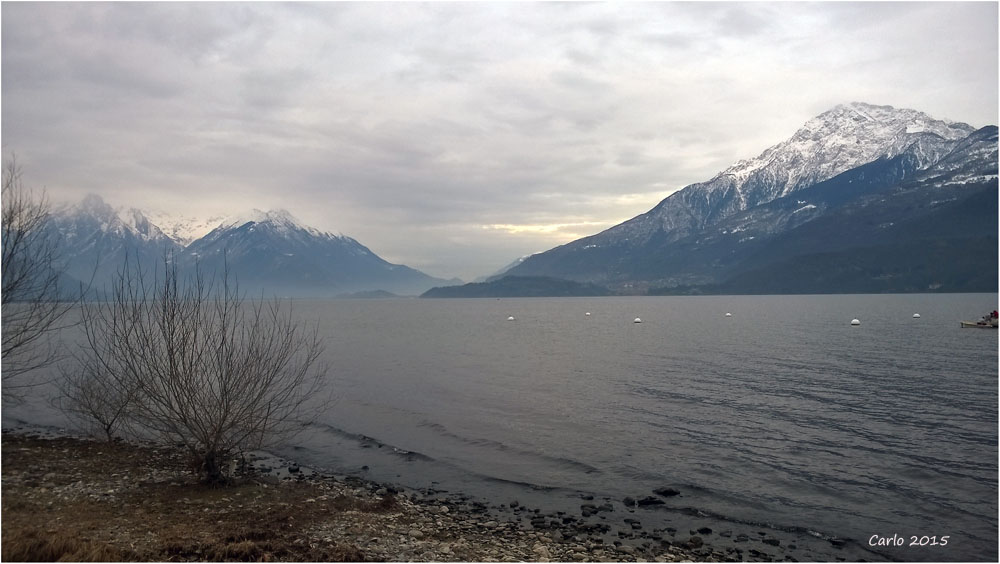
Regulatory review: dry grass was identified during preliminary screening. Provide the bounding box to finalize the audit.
[2,528,133,562]
[2,432,707,563]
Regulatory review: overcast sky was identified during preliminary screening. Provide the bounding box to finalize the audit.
[3,2,997,280]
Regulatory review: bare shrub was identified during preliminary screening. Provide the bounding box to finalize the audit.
[55,352,139,442]
[1,155,74,403]
[74,255,327,483]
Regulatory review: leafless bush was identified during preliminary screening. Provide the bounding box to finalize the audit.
[74,256,328,483]
[1,155,74,403]
[55,350,140,442]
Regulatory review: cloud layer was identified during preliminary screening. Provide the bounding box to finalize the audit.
[3,2,997,280]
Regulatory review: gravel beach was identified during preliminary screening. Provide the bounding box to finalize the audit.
[1,429,832,562]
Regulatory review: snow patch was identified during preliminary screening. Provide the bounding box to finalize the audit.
[942,174,998,186]
[929,198,958,206]
[144,210,228,246]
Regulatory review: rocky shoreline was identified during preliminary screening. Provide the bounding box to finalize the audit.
[1,427,869,562]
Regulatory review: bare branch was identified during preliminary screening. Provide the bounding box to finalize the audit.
[71,252,328,483]
[2,154,76,403]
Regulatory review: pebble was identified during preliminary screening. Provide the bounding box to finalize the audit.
[532,543,551,559]
[3,432,817,563]
[653,487,681,497]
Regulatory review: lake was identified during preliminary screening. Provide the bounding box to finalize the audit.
[4,293,997,561]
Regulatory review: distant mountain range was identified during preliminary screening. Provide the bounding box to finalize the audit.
[46,102,998,299]
[498,102,997,295]
[47,197,458,297]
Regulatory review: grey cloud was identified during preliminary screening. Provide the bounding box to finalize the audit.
[238,67,315,112]
[69,52,183,101]
[99,3,252,62]
[712,4,778,37]
[615,149,647,168]
[550,70,612,96]
[582,16,622,39]
[2,2,996,281]
[643,32,699,51]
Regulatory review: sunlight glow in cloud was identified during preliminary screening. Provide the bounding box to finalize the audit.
[482,221,612,237]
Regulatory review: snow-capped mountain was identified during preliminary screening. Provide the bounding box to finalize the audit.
[508,103,997,293]
[53,194,176,245]
[911,124,999,186]
[47,198,452,296]
[48,195,183,288]
[595,102,973,247]
[722,102,972,194]
[183,208,451,296]
[143,209,227,246]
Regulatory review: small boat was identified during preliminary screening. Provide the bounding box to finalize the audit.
[961,310,998,328]
[960,319,998,328]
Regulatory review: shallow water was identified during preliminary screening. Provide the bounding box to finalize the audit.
[5,293,997,561]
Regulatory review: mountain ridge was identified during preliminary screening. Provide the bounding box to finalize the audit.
[505,102,996,292]
[47,196,455,296]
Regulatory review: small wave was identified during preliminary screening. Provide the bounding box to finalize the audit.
[480,474,559,492]
[310,422,435,462]
[312,420,599,493]
[417,419,603,476]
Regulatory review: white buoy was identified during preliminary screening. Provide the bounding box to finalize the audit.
[851,318,861,326]
[913,313,921,318]
[507,316,515,321]
[634,317,642,323]
[725,312,732,317]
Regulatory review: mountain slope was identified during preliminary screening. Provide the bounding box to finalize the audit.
[184,209,452,296]
[47,195,183,289]
[700,127,999,294]
[48,200,452,297]
[508,103,993,291]
[142,210,227,246]
[633,126,996,286]
[472,254,535,283]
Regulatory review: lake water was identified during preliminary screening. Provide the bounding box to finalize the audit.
[4,293,997,561]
